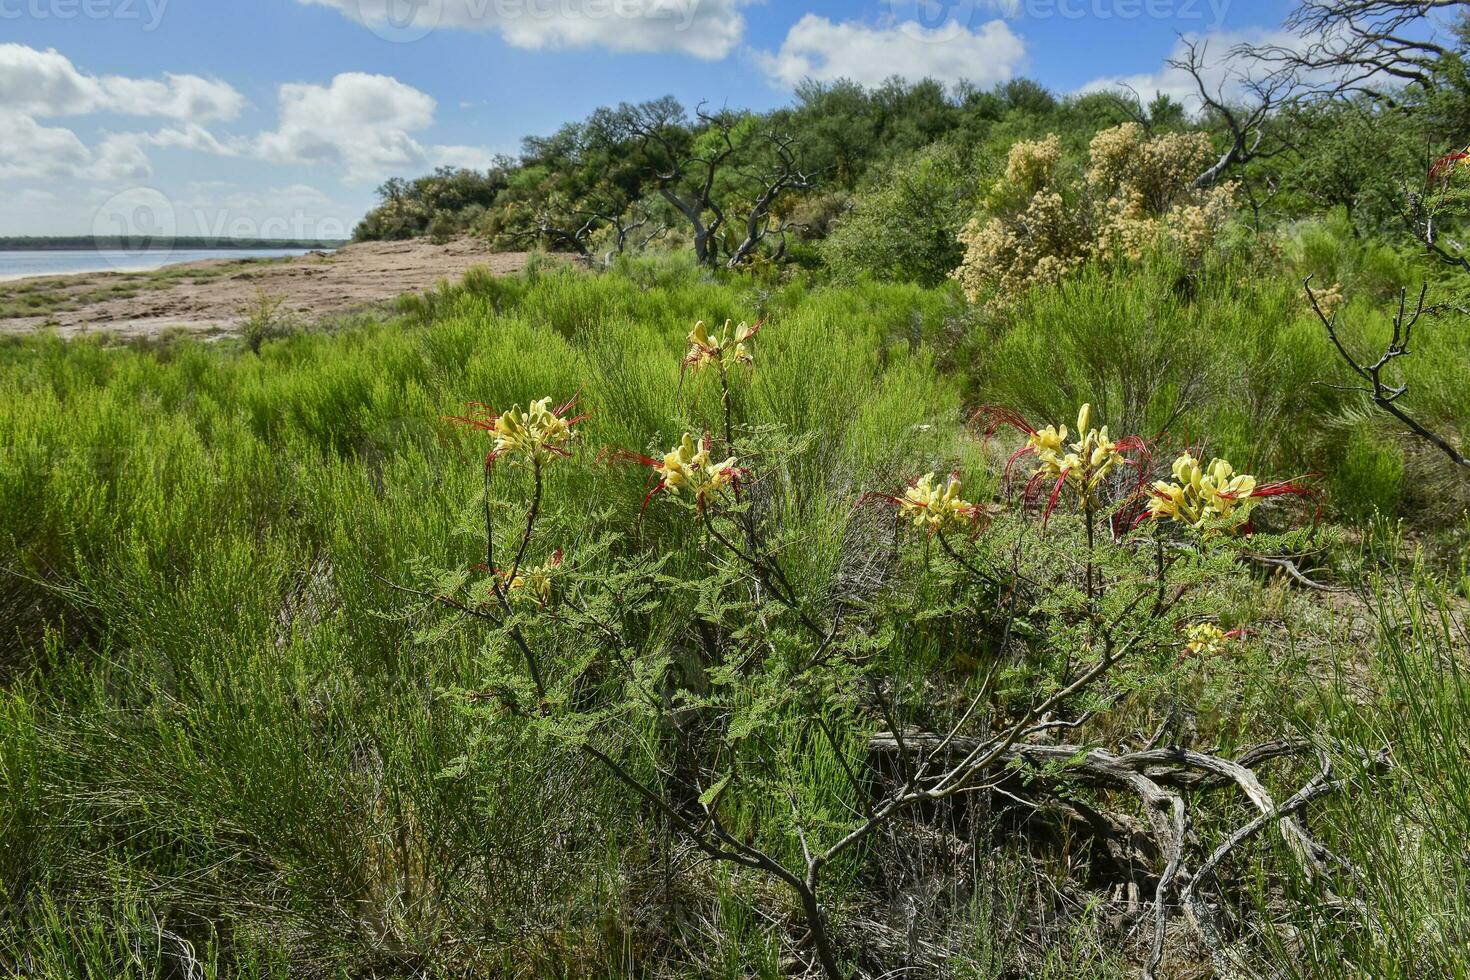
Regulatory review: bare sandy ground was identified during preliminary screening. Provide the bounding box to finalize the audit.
[0,238,534,338]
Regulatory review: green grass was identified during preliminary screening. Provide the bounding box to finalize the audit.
[0,258,967,976]
[2,249,1468,977]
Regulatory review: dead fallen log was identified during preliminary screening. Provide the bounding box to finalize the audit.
[868,732,1372,980]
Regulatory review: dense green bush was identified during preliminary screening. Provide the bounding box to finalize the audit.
[819,141,986,286]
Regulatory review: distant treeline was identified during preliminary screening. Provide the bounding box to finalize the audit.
[0,237,349,251]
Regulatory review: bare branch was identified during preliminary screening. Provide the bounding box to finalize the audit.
[1307,277,1470,470]
[1168,38,1291,189]
[1236,0,1461,99]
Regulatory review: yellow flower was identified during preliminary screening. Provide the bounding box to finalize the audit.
[501,551,562,606]
[1148,452,1259,532]
[654,433,741,508]
[1029,404,1126,503]
[1184,623,1235,658]
[451,395,584,466]
[684,319,760,372]
[896,472,979,534]
[1027,423,1068,462]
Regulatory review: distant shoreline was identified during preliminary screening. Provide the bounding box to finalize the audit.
[0,237,535,338]
[0,238,349,252]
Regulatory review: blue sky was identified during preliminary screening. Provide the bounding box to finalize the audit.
[1,0,1297,236]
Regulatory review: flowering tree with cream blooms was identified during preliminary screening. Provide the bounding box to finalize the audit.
[397,319,1361,980]
[953,123,1237,307]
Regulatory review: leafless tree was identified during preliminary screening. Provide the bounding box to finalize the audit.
[1307,277,1470,469]
[1239,0,1468,101]
[562,197,667,266]
[594,201,665,265]
[1404,148,1470,272]
[1101,85,1160,135]
[1170,38,1295,189]
[505,203,599,262]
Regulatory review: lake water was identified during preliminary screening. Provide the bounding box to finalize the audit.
[0,248,320,282]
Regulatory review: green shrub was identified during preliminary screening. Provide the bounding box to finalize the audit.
[4,257,1470,978]
[819,141,985,287]
[239,290,300,355]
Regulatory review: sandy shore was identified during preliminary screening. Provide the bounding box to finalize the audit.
[0,238,535,338]
[0,268,157,283]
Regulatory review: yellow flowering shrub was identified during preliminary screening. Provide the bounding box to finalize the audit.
[651,433,742,509]
[1310,281,1346,317]
[1161,184,1236,261]
[1086,125,1211,208]
[1005,134,1061,195]
[450,395,584,466]
[981,403,1148,530]
[498,552,563,606]
[953,123,1235,305]
[1026,404,1128,505]
[953,192,1087,305]
[1184,622,1234,658]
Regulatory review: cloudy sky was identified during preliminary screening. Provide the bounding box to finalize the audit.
[1,0,1297,237]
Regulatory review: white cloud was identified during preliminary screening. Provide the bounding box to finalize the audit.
[300,0,747,59]
[101,74,247,122]
[147,123,243,156]
[1,66,493,185]
[0,49,496,234]
[15,189,57,207]
[0,43,244,121]
[247,73,499,182]
[254,72,437,181]
[88,133,154,181]
[757,15,1026,90]
[0,112,91,179]
[0,113,151,181]
[0,45,247,186]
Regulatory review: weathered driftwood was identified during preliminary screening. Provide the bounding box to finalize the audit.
[868,732,1374,980]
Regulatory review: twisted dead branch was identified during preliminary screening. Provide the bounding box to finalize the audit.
[869,733,1378,979]
[1307,277,1470,470]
